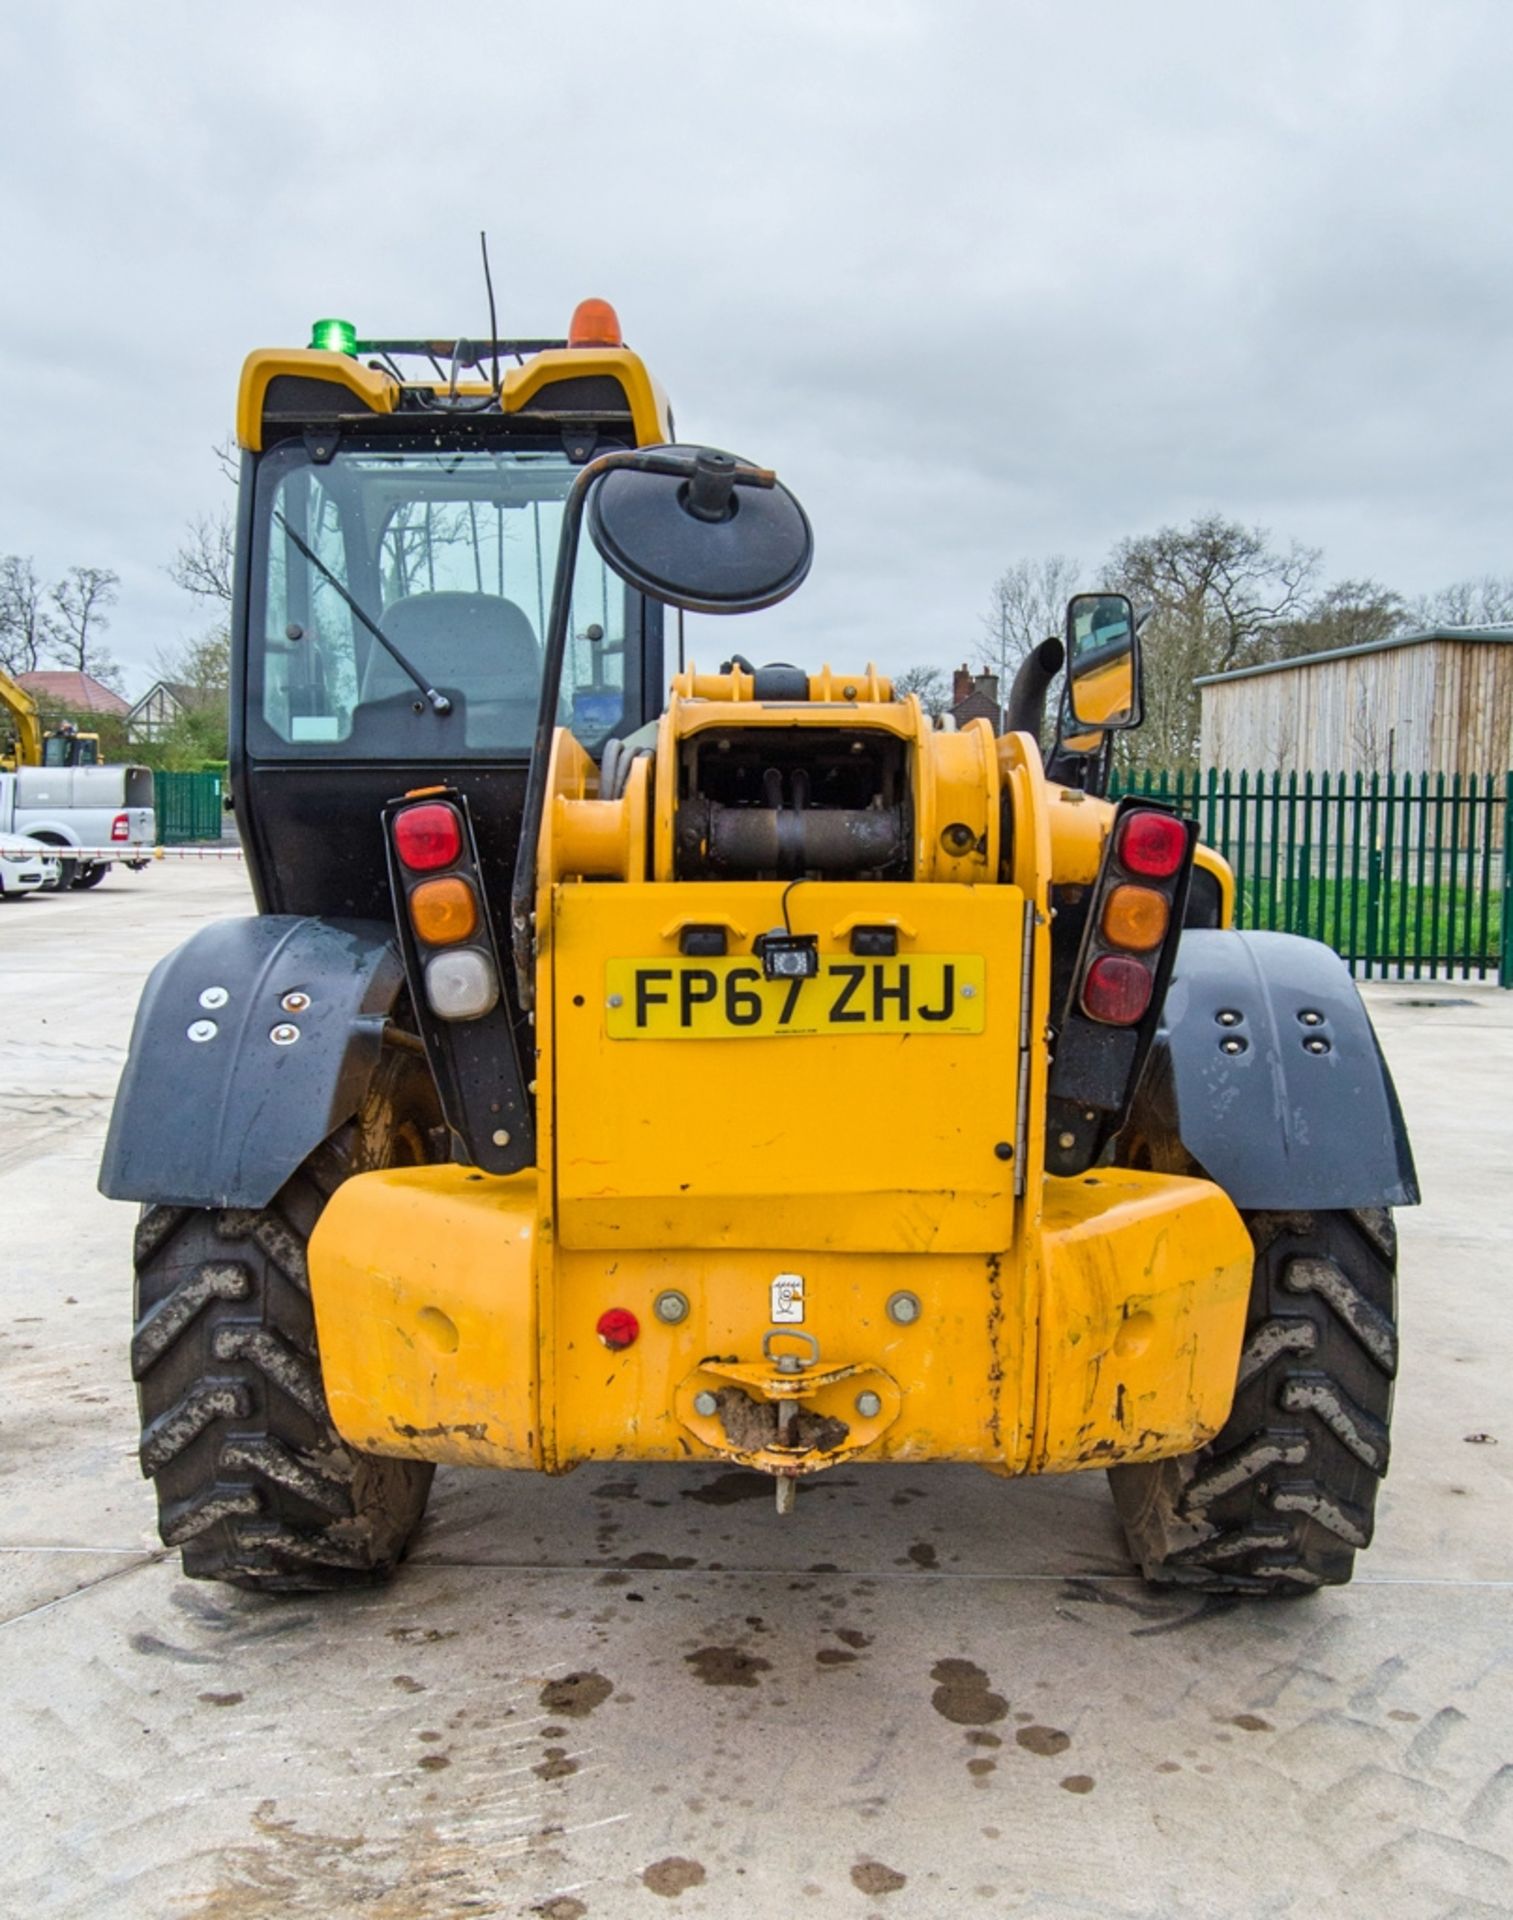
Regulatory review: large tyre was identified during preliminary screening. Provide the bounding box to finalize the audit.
[1110,1208,1397,1595]
[70,861,108,889]
[131,1049,442,1591]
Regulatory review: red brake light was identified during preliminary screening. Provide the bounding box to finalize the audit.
[569,297,623,348]
[1082,954,1153,1026]
[596,1307,639,1351]
[395,802,463,872]
[110,812,130,842]
[1116,810,1187,879]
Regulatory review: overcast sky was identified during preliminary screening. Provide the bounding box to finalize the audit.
[2,0,1508,694]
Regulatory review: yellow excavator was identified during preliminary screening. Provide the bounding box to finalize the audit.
[0,667,101,770]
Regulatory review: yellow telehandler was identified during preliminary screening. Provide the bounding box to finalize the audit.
[101,304,1416,1595]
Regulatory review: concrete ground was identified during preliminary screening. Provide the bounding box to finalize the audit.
[2,862,1510,1920]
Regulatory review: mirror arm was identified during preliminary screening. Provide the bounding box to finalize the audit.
[1002,636,1066,742]
[510,447,778,1010]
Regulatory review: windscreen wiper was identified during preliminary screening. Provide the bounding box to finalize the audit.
[273,512,452,716]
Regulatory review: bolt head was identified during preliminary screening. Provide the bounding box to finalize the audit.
[187,1019,218,1043]
[1216,1008,1242,1026]
[1057,1129,1077,1149]
[886,1290,922,1326]
[281,990,311,1014]
[654,1290,689,1325]
[198,986,228,1011]
[607,993,624,1009]
[693,1390,718,1418]
[855,1390,883,1419]
[270,1023,300,1046]
[492,1128,511,1147]
[1299,1008,1324,1025]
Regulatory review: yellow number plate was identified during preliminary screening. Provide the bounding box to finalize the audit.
[603,956,985,1039]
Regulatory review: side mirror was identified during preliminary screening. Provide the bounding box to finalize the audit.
[1064,591,1141,733]
[587,446,813,615]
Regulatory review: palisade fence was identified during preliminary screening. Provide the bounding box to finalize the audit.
[1110,768,1513,987]
[154,771,224,845]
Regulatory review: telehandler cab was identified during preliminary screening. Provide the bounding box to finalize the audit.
[101,303,1417,1596]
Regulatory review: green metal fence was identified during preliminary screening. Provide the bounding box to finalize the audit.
[1111,768,1513,986]
[154,771,224,845]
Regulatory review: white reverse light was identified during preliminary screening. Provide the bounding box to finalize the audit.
[424,949,500,1021]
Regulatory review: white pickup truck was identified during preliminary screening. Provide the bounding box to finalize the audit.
[0,764,155,890]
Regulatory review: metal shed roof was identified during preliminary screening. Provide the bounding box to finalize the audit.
[1194,625,1513,688]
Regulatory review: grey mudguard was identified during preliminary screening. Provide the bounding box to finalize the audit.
[1129,929,1419,1211]
[99,915,405,1208]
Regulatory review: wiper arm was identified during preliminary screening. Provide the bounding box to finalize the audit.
[273,512,452,716]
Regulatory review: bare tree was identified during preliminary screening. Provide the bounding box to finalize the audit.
[168,511,234,606]
[0,555,48,674]
[46,565,122,688]
[1408,575,1513,628]
[152,628,230,703]
[1106,515,1320,768]
[892,663,950,720]
[982,554,1082,693]
[1274,579,1408,660]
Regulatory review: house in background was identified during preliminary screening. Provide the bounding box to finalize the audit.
[1197,626,1513,776]
[16,669,131,726]
[951,663,1002,731]
[127,680,199,744]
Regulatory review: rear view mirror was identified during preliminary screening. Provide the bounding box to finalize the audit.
[1064,592,1141,732]
[587,447,813,615]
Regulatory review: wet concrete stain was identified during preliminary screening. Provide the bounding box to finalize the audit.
[387,1625,457,1644]
[681,1470,777,1505]
[616,1551,697,1570]
[836,1629,873,1649]
[816,1648,857,1666]
[197,1691,244,1708]
[966,1758,997,1777]
[539,1671,614,1718]
[966,1730,1001,1748]
[128,1632,215,1666]
[532,1899,588,1920]
[851,1861,908,1895]
[1232,1712,1273,1732]
[1060,1774,1096,1794]
[391,1675,424,1693]
[1016,1725,1071,1757]
[930,1659,1008,1726]
[642,1856,707,1897]
[685,1646,772,1688]
[907,1542,939,1569]
[533,1747,579,1781]
[416,1754,450,1772]
[594,1479,641,1500]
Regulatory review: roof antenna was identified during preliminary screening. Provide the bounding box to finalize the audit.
[480,230,501,399]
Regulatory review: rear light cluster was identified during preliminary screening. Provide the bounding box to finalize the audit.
[110,813,130,843]
[391,797,500,1021]
[1078,807,1192,1028]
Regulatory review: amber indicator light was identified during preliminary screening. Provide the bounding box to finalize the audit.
[1101,883,1169,953]
[409,876,479,946]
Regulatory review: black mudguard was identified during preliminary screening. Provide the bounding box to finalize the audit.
[99,915,407,1209]
[1127,929,1419,1211]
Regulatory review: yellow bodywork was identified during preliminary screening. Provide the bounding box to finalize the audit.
[236,344,671,451]
[310,668,1253,1485]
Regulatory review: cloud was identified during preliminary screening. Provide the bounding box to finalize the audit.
[2,0,1508,689]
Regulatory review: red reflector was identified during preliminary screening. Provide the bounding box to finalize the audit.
[1082,953,1153,1026]
[395,802,463,871]
[1116,810,1187,879]
[110,812,130,842]
[596,1307,639,1351]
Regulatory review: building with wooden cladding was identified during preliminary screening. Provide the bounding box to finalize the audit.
[1197,626,1513,775]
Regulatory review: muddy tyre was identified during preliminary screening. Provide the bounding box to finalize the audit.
[131,1051,441,1591]
[1110,1208,1397,1596]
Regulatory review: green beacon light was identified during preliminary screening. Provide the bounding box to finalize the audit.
[309,317,358,355]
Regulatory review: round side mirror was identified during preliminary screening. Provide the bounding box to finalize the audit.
[586,446,813,615]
